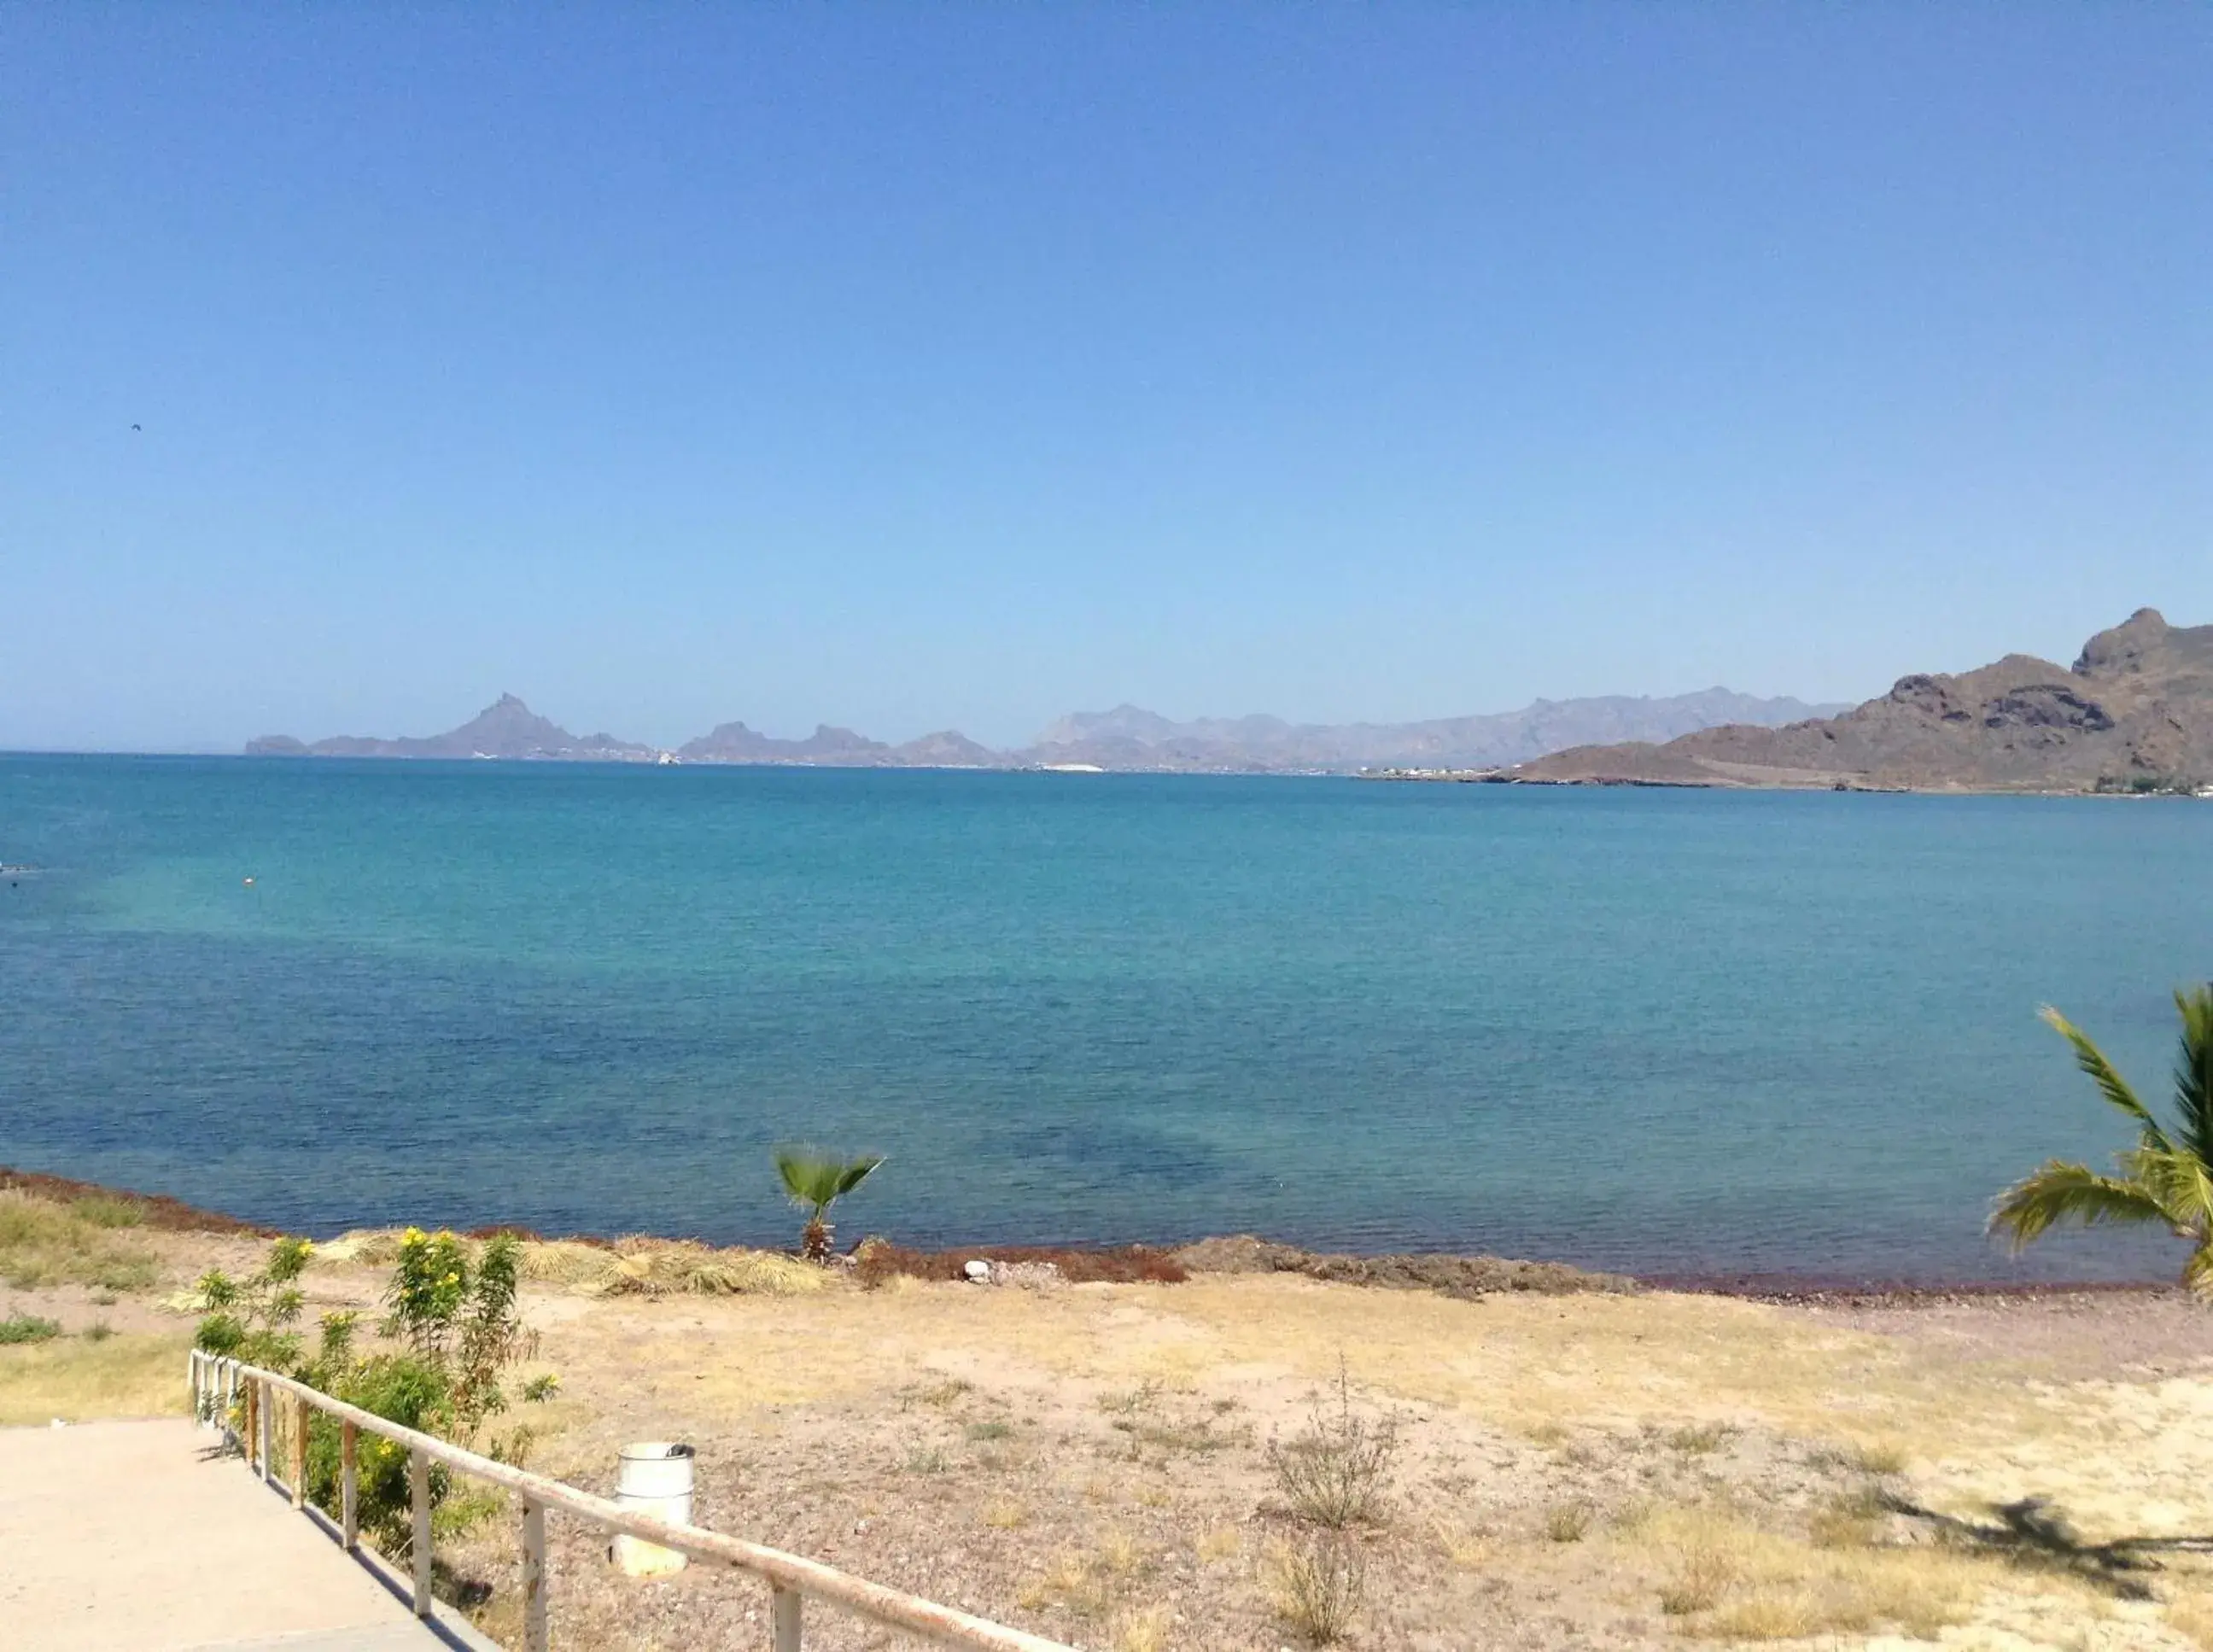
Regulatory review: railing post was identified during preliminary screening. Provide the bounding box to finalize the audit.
[521,1497,548,1652]
[410,1446,433,1618]
[243,1379,260,1474]
[341,1421,359,1550]
[258,1379,274,1483]
[772,1584,802,1652]
[290,1392,308,1509]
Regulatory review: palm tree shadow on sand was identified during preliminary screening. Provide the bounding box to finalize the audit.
[1879,1491,2213,1601]
[1955,986,2213,1602]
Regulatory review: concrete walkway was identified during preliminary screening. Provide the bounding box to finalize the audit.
[0,1420,454,1652]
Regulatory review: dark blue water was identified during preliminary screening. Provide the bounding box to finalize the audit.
[3,756,2208,1282]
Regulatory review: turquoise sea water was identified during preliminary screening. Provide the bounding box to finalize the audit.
[3,756,2209,1282]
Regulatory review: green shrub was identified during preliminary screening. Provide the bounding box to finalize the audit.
[0,1313,62,1345]
[192,1234,313,1368]
[196,1228,555,1562]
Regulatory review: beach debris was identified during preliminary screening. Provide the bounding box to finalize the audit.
[1171,1235,1638,1299]
[854,1241,1184,1287]
[958,1257,1067,1289]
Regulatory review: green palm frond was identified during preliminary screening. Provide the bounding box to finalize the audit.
[1988,1160,2181,1251]
[2120,1144,2213,1237]
[2181,1239,2213,1303]
[774,1147,885,1213]
[2171,986,2213,1169]
[2039,1006,2173,1153]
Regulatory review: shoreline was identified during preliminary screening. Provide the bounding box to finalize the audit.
[13,748,2204,796]
[3,1163,2177,1305]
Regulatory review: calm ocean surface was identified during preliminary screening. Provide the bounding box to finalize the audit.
[3,756,2209,1283]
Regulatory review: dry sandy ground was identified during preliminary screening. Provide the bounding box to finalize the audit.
[12,1201,2213,1651]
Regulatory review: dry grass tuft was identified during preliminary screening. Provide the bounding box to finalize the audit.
[0,1329,190,1424]
[1195,1524,1242,1564]
[514,1238,615,1284]
[1096,1527,1145,1575]
[1112,1603,1174,1652]
[1813,1436,1910,1477]
[317,1229,403,1267]
[1848,1437,1910,1476]
[69,1194,146,1230]
[1657,1540,1737,1615]
[1267,1363,1399,1528]
[1432,1516,1492,1568]
[1544,1501,1594,1543]
[1264,1531,1365,1644]
[1018,1550,1112,1618]
[586,1239,828,1298]
[1807,1486,1886,1550]
[1623,1505,1988,1638]
[1015,1531,1147,1620]
[0,1191,161,1293]
[1667,1421,1733,1455]
[980,1498,1029,1530]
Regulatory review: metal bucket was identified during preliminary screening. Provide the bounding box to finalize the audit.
[611,1442,696,1577]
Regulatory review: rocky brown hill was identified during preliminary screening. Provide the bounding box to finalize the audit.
[1513,610,2213,792]
[247,694,655,762]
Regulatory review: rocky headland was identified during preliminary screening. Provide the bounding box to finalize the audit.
[1509,609,2213,794]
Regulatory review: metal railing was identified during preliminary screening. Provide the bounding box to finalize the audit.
[190,1350,1075,1652]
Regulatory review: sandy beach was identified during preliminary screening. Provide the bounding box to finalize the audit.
[10,1174,2213,1649]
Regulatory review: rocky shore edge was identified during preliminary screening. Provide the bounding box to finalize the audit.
[2,1164,2174,1306]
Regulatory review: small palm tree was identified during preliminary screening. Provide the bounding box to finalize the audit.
[774,1147,885,1262]
[1990,986,2213,1296]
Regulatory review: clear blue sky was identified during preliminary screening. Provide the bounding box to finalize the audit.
[3,4,2207,751]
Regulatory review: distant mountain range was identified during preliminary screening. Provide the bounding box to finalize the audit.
[246,687,1845,773]
[246,695,657,763]
[1024,689,1845,773]
[1514,610,2213,792]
